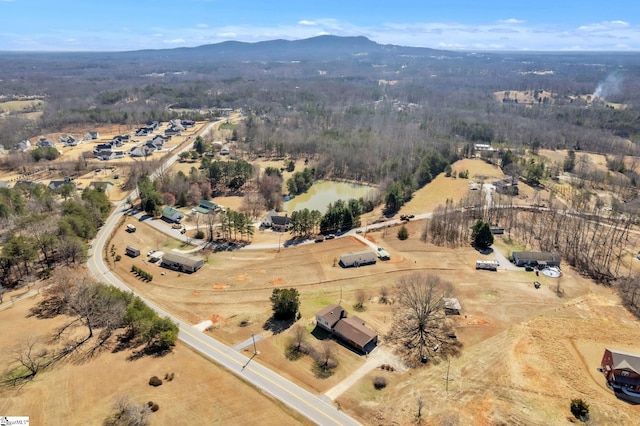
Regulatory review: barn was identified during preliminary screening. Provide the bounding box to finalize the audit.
[339,250,377,268]
[161,252,204,273]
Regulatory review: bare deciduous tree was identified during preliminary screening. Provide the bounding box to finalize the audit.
[3,338,53,385]
[354,289,367,311]
[104,396,151,426]
[379,286,389,304]
[387,273,461,366]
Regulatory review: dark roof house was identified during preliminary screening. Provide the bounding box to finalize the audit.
[333,316,378,353]
[315,304,346,332]
[161,252,204,273]
[512,251,561,267]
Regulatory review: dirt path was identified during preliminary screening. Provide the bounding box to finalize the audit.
[324,347,404,400]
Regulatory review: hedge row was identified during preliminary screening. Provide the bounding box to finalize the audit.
[131,265,153,282]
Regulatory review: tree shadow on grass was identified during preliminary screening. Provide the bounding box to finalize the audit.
[262,316,295,335]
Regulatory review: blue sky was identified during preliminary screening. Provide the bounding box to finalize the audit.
[1,0,639,51]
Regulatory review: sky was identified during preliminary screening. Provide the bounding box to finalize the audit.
[1,0,639,52]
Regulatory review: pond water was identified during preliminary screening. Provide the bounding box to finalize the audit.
[284,180,375,214]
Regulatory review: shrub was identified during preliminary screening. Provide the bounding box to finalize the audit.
[147,401,154,407]
[570,398,589,422]
[148,376,163,387]
[150,404,159,412]
[397,225,409,240]
[195,230,205,239]
[164,372,175,381]
[115,255,122,262]
[373,376,388,390]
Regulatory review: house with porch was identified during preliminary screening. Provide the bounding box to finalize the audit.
[161,206,184,223]
[315,304,378,354]
[600,348,640,403]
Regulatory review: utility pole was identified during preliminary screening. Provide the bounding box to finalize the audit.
[251,332,258,356]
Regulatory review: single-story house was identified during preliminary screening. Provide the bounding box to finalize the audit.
[476,260,499,271]
[181,119,195,127]
[161,252,204,273]
[96,150,124,161]
[14,140,31,151]
[88,181,114,192]
[60,135,80,146]
[315,304,346,332]
[195,199,220,214]
[474,143,493,151]
[130,146,153,157]
[48,180,74,191]
[443,298,462,315]
[512,251,561,267]
[333,316,378,353]
[83,131,100,141]
[37,137,56,148]
[339,250,377,268]
[600,348,640,403]
[271,215,291,232]
[161,207,184,223]
[494,177,519,195]
[125,246,141,257]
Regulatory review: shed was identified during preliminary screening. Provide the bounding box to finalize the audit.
[125,246,140,257]
[162,206,184,223]
[161,252,204,273]
[333,316,378,353]
[512,251,561,267]
[443,298,461,315]
[339,250,377,268]
[315,304,346,332]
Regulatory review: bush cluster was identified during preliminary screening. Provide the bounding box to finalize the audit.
[373,376,388,390]
[148,376,162,387]
[164,372,175,381]
[131,265,153,282]
[147,401,160,412]
[380,364,395,372]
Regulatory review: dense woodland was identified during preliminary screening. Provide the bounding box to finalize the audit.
[2,36,640,307]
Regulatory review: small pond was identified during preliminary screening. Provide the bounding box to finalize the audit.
[284,180,375,214]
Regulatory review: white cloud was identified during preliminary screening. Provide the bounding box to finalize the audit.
[163,38,185,44]
[298,20,317,26]
[578,20,630,32]
[498,18,525,24]
[196,23,209,28]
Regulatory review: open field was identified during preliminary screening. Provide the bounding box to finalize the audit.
[105,196,640,424]
[0,295,312,426]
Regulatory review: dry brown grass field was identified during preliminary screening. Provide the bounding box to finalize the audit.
[0,295,311,426]
[4,143,640,424]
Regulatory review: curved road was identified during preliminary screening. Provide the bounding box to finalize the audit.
[87,123,360,426]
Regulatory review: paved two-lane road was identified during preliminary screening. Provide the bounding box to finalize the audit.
[86,121,360,426]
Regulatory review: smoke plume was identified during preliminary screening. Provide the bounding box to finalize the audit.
[593,72,622,100]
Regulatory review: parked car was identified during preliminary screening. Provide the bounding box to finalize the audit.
[325,234,336,240]
[180,228,187,234]
[315,237,324,243]
[147,250,155,256]
[172,224,182,229]
[355,229,363,234]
